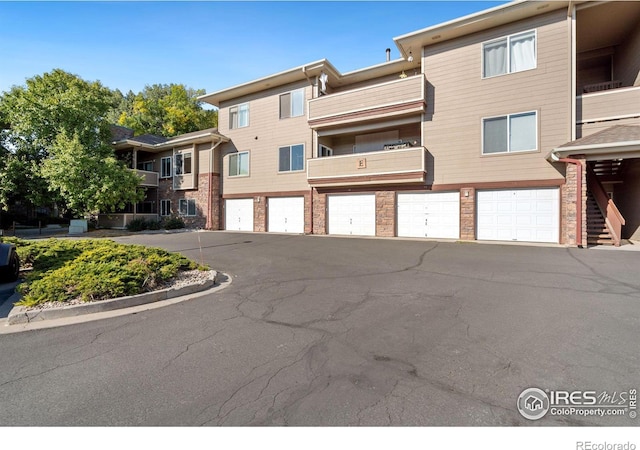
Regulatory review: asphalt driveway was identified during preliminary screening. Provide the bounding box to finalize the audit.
[0,232,638,426]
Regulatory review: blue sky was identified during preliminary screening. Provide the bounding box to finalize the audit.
[0,1,506,96]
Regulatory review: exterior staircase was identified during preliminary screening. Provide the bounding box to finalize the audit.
[586,162,626,247]
[586,192,615,246]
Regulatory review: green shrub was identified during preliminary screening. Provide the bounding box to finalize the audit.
[146,220,162,230]
[163,216,185,230]
[12,238,206,307]
[126,218,148,232]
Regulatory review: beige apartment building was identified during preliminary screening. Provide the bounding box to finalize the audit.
[112,0,640,246]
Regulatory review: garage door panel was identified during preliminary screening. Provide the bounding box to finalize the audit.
[268,197,304,233]
[397,192,460,239]
[328,195,375,236]
[225,199,254,231]
[477,188,559,243]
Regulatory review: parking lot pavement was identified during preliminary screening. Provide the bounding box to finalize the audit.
[0,232,639,426]
[0,281,18,318]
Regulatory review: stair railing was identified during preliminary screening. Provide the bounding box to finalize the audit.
[587,164,626,246]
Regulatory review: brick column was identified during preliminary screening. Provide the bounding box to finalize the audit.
[304,191,312,234]
[376,191,396,237]
[312,189,326,235]
[254,196,266,232]
[561,158,586,246]
[208,174,221,230]
[460,187,475,241]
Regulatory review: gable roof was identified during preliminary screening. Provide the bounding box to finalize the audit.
[112,127,228,151]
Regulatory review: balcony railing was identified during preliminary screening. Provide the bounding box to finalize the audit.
[133,169,159,187]
[308,74,426,128]
[307,146,427,187]
[578,86,640,124]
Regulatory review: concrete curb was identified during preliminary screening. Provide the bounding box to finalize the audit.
[6,271,219,325]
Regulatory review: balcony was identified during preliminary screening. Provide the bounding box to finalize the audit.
[307,146,427,188]
[308,74,426,129]
[578,86,640,124]
[133,169,159,187]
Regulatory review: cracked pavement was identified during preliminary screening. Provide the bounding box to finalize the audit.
[0,232,638,426]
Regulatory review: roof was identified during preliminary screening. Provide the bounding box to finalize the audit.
[129,134,168,145]
[112,127,228,151]
[110,125,135,141]
[199,58,419,107]
[551,125,640,161]
[559,126,640,149]
[393,1,574,59]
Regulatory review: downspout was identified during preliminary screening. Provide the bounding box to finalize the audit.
[207,140,224,230]
[558,157,583,247]
[569,1,576,141]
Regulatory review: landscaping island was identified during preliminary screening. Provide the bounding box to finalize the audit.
[0,237,210,309]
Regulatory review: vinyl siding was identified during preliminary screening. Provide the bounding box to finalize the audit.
[308,75,424,122]
[577,87,640,125]
[422,10,569,185]
[219,81,312,195]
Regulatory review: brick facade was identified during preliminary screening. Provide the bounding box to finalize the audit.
[312,189,327,235]
[158,173,221,229]
[375,191,396,237]
[304,192,312,234]
[254,196,267,232]
[459,187,476,241]
[560,158,587,246]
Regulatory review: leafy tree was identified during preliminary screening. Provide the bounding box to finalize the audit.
[106,89,136,126]
[0,69,144,216]
[116,84,218,137]
[41,132,143,215]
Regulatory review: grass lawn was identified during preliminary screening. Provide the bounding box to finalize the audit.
[0,237,206,307]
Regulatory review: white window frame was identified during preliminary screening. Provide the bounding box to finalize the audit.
[229,151,250,177]
[178,198,196,217]
[160,199,171,217]
[278,144,305,173]
[482,29,537,79]
[481,110,538,155]
[160,156,172,178]
[229,103,249,129]
[174,152,192,175]
[279,88,305,119]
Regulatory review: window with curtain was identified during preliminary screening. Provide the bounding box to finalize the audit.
[229,103,249,129]
[483,111,537,154]
[174,152,192,175]
[483,30,536,78]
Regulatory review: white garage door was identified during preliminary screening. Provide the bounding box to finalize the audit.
[268,197,304,233]
[328,194,376,236]
[397,192,460,239]
[225,198,254,231]
[477,188,559,243]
